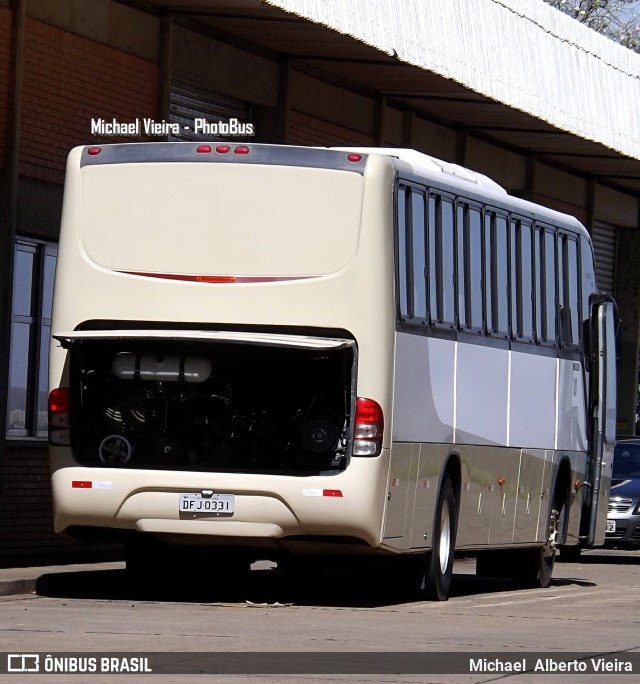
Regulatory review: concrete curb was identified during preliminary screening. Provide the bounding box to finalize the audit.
[0,577,38,597]
[0,562,126,597]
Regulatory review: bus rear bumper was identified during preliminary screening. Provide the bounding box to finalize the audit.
[51,462,386,551]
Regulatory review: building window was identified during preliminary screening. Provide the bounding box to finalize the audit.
[169,79,253,142]
[7,238,57,439]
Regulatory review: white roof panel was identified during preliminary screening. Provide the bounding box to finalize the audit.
[265,0,640,161]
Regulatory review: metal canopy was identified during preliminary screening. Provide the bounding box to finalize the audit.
[149,0,640,196]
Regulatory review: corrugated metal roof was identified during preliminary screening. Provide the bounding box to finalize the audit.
[263,0,640,161]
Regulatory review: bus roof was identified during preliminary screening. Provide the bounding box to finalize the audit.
[330,146,507,195]
[75,142,588,237]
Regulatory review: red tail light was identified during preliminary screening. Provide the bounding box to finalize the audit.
[49,388,71,445]
[353,397,383,456]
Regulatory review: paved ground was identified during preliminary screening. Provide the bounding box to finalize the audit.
[1,550,639,683]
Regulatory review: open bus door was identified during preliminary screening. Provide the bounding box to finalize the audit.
[585,294,617,546]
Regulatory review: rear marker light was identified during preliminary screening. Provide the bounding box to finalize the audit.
[72,481,92,489]
[234,145,250,155]
[196,145,212,154]
[353,397,384,457]
[216,145,231,154]
[347,153,362,162]
[87,147,102,156]
[323,489,343,497]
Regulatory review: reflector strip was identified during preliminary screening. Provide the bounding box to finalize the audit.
[302,488,344,497]
[72,481,113,489]
[322,489,343,497]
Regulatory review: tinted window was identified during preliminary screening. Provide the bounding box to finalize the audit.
[457,205,466,328]
[428,196,438,321]
[613,443,640,478]
[543,228,557,344]
[411,191,427,320]
[514,219,533,341]
[468,206,483,330]
[437,196,455,326]
[494,214,509,337]
[397,186,409,318]
[559,234,580,347]
[534,226,543,342]
[484,213,493,333]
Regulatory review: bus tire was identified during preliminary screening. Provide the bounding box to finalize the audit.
[423,475,457,601]
[511,546,554,589]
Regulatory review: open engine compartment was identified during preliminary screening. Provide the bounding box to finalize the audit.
[69,334,356,474]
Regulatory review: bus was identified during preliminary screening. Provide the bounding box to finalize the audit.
[48,142,617,600]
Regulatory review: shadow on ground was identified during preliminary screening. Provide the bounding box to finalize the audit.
[32,553,607,607]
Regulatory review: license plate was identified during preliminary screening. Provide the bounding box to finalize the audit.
[179,493,234,515]
[606,519,616,533]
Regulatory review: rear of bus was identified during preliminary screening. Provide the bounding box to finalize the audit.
[48,143,396,568]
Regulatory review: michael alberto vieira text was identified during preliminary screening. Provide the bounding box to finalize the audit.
[470,657,633,673]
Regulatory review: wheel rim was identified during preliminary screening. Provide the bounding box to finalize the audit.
[439,500,451,574]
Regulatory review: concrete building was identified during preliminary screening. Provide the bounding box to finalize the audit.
[0,0,639,564]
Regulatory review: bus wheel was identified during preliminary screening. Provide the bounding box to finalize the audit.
[423,475,457,601]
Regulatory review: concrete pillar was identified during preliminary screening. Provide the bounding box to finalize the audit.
[614,226,640,436]
[0,0,26,494]
[254,58,290,144]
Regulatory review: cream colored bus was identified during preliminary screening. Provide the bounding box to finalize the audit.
[49,143,616,600]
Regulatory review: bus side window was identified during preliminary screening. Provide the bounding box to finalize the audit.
[534,225,543,343]
[567,236,580,347]
[428,195,438,323]
[511,218,534,343]
[434,194,456,328]
[542,227,557,345]
[559,232,580,348]
[396,185,430,325]
[396,185,410,319]
[483,211,493,335]
[492,213,510,338]
[456,204,466,329]
[458,202,483,332]
[411,190,427,322]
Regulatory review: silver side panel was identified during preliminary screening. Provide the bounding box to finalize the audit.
[455,342,508,446]
[392,334,454,444]
[386,333,588,551]
[392,333,585,450]
[508,350,556,449]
